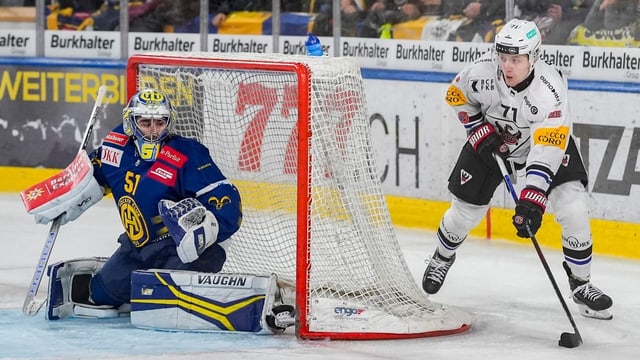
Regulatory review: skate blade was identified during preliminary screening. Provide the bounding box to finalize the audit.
[579,305,612,320]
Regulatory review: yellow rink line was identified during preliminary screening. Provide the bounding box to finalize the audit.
[3,166,638,260]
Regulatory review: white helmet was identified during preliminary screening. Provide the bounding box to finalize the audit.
[494,19,541,73]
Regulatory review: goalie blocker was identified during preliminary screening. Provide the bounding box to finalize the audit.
[45,259,294,333]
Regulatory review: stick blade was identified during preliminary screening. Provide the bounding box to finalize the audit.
[23,297,45,316]
[558,332,582,348]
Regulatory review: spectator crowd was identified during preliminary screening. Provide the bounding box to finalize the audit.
[1,0,638,47]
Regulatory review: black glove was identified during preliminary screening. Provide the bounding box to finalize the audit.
[512,186,547,238]
[468,122,510,165]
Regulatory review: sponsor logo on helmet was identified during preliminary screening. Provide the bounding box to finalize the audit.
[496,44,518,55]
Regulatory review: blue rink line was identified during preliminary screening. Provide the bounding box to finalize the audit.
[0,309,297,359]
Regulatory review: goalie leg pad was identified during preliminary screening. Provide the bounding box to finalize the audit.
[130,270,291,333]
[46,257,127,320]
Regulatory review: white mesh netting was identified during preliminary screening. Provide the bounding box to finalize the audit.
[130,52,470,338]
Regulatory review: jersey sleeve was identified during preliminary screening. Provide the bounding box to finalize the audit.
[525,72,572,193]
[179,141,242,243]
[445,62,486,133]
[89,147,112,195]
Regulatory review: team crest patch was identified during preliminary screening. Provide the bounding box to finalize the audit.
[460,169,472,185]
[101,146,123,167]
[458,112,470,124]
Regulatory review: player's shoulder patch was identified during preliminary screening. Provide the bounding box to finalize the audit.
[157,145,188,168]
[445,84,467,106]
[100,146,123,168]
[533,126,570,149]
[102,131,129,147]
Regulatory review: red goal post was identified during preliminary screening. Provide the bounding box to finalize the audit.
[126,52,470,340]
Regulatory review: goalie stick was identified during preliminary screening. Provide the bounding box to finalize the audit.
[21,85,108,316]
[494,155,582,348]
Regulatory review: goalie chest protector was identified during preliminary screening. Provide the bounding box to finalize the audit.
[130,269,278,332]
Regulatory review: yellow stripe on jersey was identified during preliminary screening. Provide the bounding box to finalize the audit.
[445,85,467,106]
[533,126,569,149]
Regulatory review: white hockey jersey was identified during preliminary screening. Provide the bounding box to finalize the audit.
[446,51,572,193]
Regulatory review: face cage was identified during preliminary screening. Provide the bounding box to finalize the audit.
[129,115,169,142]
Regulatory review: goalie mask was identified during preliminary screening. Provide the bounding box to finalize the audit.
[123,89,176,161]
[494,19,541,75]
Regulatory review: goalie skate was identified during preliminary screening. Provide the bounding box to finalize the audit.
[266,304,295,333]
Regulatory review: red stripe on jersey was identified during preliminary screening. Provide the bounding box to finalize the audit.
[158,146,188,168]
[103,132,129,147]
[148,163,177,187]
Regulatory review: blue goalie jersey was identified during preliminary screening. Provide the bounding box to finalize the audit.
[90,124,242,248]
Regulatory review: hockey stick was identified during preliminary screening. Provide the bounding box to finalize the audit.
[21,85,108,316]
[494,155,582,348]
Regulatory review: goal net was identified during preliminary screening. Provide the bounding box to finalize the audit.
[126,52,470,340]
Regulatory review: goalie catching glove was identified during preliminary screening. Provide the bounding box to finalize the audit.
[158,198,219,263]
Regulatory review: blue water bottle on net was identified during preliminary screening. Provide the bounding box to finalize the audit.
[305,32,324,56]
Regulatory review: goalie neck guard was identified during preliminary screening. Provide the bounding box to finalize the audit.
[122,88,176,161]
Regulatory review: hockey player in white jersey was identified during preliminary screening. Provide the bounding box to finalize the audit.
[422,18,613,320]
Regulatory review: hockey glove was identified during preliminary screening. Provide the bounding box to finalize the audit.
[158,198,219,263]
[512,186,547,238]
[30,154,104,226]
[468,123,509,165]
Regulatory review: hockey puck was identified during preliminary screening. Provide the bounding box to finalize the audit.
[558,332,582,348]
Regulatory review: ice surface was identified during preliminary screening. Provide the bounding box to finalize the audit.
[1,193,638,359]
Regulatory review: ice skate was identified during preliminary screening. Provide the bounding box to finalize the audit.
[422,250,456,295]
[564,262,613,320]
[266,305,295,333]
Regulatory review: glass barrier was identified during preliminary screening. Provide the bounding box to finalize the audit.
[1,1,638,45]
[0,1,638,60]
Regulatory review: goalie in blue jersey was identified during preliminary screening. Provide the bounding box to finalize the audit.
[31,89,294,333]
